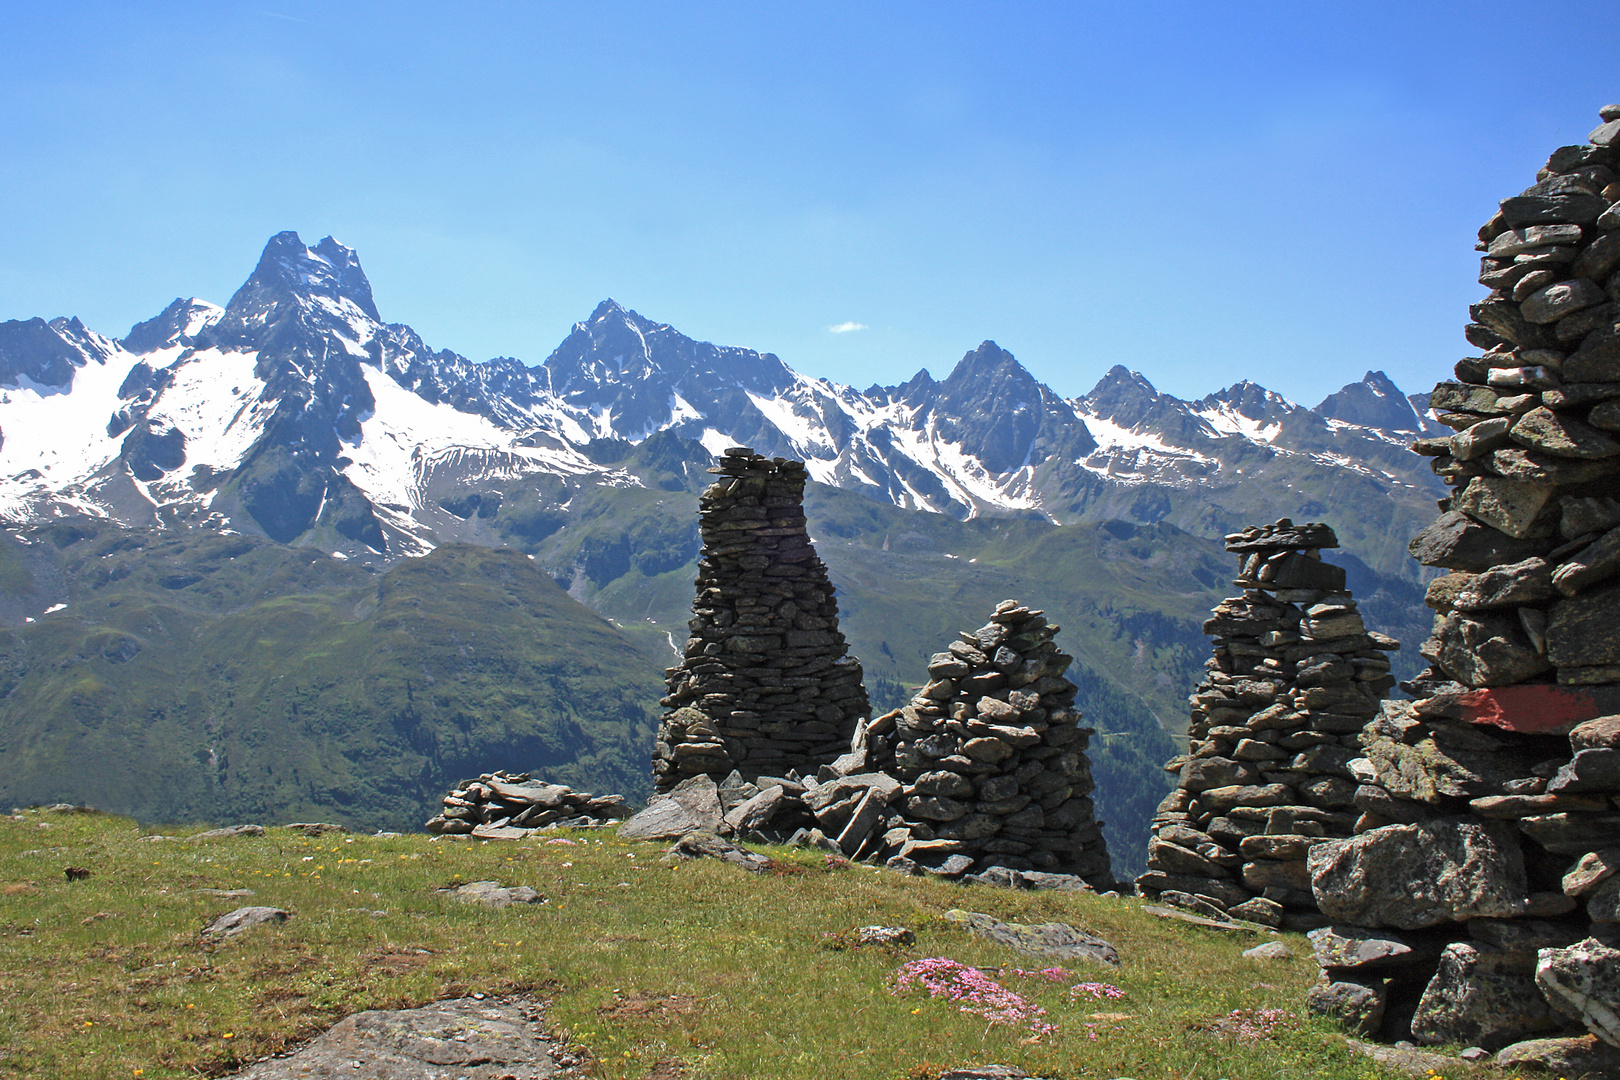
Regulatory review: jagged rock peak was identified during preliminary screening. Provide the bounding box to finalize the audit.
[1315,370,1428,432]
[121,298,224,355]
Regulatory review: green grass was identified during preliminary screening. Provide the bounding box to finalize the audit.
[0,809,1497,1080]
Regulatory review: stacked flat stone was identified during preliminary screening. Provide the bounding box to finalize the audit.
[653,448,869,793]
[1411,103,1620,692]
[1136,520,1399,930]
[1298,106,1620,1073]
[862,599,1114,889]
[423,771,631,838]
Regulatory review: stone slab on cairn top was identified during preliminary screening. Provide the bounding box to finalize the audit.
[653,448,869,793]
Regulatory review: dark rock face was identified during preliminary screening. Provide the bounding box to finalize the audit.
[654,449,869,790]
[1136,519,1396,926]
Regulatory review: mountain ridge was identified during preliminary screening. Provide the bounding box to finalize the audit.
[0,231,1445,579]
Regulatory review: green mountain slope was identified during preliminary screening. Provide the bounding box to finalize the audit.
[0,522,660,831]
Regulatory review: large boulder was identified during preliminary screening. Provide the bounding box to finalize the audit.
[1410,942,1561,1050]
[1308,818,1530,929]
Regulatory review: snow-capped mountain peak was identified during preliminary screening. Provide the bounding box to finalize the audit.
[0,233,1443,566]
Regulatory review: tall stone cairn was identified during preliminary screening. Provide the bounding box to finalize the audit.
[864,599,1114,889]
[1299,106,1620,1069]
[1136,519,1399,929]
[653,448,869,793]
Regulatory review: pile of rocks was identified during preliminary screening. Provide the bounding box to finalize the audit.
[860,599,1114,888]
[423,772,631,838]
[1136,520,1398,929]
[654,448,869,791]
[1299,106,1620,1073]
[1411,103,1620,693]
[618,599,1114,891]
[1305,711,1620,1062]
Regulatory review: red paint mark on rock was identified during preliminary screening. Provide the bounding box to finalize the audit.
[1460,685,1620,735]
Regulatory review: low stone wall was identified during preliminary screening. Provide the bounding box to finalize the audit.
[424,772,631,837]
[654,448,869,791]
[1136,520,1398,928]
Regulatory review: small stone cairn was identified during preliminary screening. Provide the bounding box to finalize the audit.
[1300,106,1620,1072]
[862,599,1114,888]
[423,772,630,838]
[654,448,869,791]
[1136,520,1399,929]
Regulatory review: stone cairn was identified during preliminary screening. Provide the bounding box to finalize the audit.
[654,448,869,792]
[620,597,1114,893]
[1299,106,1620,1073]
[423,771,631,837]
[1136,520,1399,930]
[864,598,1113,888]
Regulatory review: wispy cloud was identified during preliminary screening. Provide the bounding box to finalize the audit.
[828,321,869,334]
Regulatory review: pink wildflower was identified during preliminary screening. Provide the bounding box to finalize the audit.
[543,838,577,846]
[893,957,1055,1035]
[1070,982,1125,1000]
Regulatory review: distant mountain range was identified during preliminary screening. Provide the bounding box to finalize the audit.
[0,233,1447,872]
[0,231,1441,574]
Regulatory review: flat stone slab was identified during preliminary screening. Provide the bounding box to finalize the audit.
[436,882,545,909]
[226,996,574,1078]
[1338,1037,1469,1077]
[944,909,1119,966]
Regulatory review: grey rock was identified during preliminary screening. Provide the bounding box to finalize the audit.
[1536,937,1620,1048]
[1452,475,1555,541]
[1308,819,1529,929]
[440,882,544,909]
[192,824,266,841]
[202,906,289,939]
[226,995,567,1079]
[1549,586,1620,667]
[1411,941,1560,1050]
[1519,812,1620,855]
[663,830,772,872]
[1572,715,1620,750]
[1496,1034,1620,1078]
[854,925,916,947]
[1565,849,1620,899]
[1521,277,1609,323]
[1452,558,1556,610]
[720,785,786,835]
[1308,924,1424,971]
[1409,511,1548,572]
[1434,610,1552,687]
[1306,977,1386,1037]
[1547,748,1620,794]
[617,798,710,842]
[944,909,1119,966]
[1512,406,1620,460]
[1243,941,1293,960]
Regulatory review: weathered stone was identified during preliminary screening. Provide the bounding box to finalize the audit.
[1199,783,1293,813]
[202,906,290,939]
[1587,876,1620,923]
[1434,610,1553,687]
[663,830,773,872]
[1308,819,1530,929]
[1521,277,1609,323]
[1536,937,1620,1048]
[1180,756,1259,793]
[1409,511,1548,572]
[943,909,1119,966]
[1452,558,1557,610]
[1488,224,1586,258]
[1548,586,1620,668]
[1308,925,1425,972]
[1451,686,1620,736]
[1496,1034,1620,1079]
[1564,848,1620,898]
[1411,942,1560,1050]
[1547,749,1620,794]
[1518,813,1620,855]
[227,996,569,1080]
[1452,476,1556,540]
[439,882,544,909]
[1567,324,1620,382]
[1228,896,1285,927]
[1512,406,1620,459]
[1306,977,1386,1037]
[1243,941,1293,960]
[1573,715,1620,751]
[1554,527,1620,597]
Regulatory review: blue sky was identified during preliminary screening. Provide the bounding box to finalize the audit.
[3,2,1617,404]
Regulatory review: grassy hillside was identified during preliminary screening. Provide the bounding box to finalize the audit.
[0,808,1494,1080]
[0,522,660,831]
